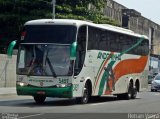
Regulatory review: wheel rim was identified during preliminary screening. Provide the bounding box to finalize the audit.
[133,88,137,98]
[128,82,133,99]
[83,87,89,103]
[128,90,131,99]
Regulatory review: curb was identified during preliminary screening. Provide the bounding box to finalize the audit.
[0,93,17,96]
[0,87,16,96]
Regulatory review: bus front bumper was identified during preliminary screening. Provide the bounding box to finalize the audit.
[16,85,73,98]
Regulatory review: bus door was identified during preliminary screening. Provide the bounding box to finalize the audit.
[73,26,87,97]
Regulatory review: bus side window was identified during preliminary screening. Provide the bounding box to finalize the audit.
[109,32,118,52]
[140,40,149,55]
[88,26,100,50]
[99,31,107,51]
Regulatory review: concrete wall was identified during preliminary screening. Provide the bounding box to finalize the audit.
[0,54,16,87]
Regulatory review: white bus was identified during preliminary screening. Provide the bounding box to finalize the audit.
[8,19,149,104]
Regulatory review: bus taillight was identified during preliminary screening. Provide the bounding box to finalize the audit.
[21,31,26,40]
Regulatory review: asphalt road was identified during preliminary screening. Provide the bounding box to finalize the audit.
[0,86,160,119]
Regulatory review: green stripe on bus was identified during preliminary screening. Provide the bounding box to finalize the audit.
[93,59,105,90]
[98,37,145,95]
[93,52,113,93]
[98,60,115,95]
[119,37,144,56]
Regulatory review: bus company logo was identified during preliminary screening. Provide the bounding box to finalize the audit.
[40,82,43,86]
[97,52,121,61]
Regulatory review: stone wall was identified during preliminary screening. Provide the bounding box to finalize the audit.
[0,54,16,87]
[104,0,160,55]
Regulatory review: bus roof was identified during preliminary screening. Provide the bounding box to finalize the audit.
[25,19,148,39]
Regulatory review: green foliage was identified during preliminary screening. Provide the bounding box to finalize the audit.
[55,1,119,25]
[0,0,120,54]
[0,0,51,53]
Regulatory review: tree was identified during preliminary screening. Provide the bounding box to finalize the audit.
[55,0,119,25]
[0,0,52,53]
[0,0,119,54]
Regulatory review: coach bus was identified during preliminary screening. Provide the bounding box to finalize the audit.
[7,19,149,104]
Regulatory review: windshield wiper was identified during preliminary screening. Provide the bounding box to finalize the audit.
[43,47,57,78]
[46,57,57,78]
[27,58,35,76]
[27,46,36,76]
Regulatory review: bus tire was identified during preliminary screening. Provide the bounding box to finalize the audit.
[34,95,46,104]
[131,87,137,99]
[76,83,90,104]
[151,89,156,92]
[124,81,133,100]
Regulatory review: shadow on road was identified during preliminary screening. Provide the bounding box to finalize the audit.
[0,95,142,107]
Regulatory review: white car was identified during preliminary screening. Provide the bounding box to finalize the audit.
[151,74,160,92]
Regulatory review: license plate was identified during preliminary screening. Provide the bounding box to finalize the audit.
[37,91,45,95]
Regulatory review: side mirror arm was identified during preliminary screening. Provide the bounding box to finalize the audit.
[7,40,17,58]
[70,42,77,60]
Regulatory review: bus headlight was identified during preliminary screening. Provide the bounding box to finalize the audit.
[56,83,72,88]
[17,82,28,87]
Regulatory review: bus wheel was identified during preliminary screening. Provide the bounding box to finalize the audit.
[76,83,90,104]
[34,95,46,104]
[117,82,137,100]
[124,82,133,100]
[131,87,137,99]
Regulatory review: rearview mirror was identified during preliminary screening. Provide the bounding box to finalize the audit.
[7,40,17,58]
[70,42,77,60]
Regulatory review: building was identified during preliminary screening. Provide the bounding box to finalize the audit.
[104,0,160,55]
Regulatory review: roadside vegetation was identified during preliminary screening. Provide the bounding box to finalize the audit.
[0,0,119,54]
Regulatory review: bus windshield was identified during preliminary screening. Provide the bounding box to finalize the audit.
[22,25,77,44]
[17,44,73,76]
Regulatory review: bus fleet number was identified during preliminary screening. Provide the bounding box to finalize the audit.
[59,79,69,84]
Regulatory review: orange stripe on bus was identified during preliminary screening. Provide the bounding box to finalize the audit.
[105,56,148,93]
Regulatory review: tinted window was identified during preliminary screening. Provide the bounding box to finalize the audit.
[22,25,77,44]
[88,26,100,50]
[88,26,149,56]
[118,35,149,55]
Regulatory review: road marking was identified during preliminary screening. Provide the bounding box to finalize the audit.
[154,93,160,96]
[89,103,106,106]
[19,113,44,119]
